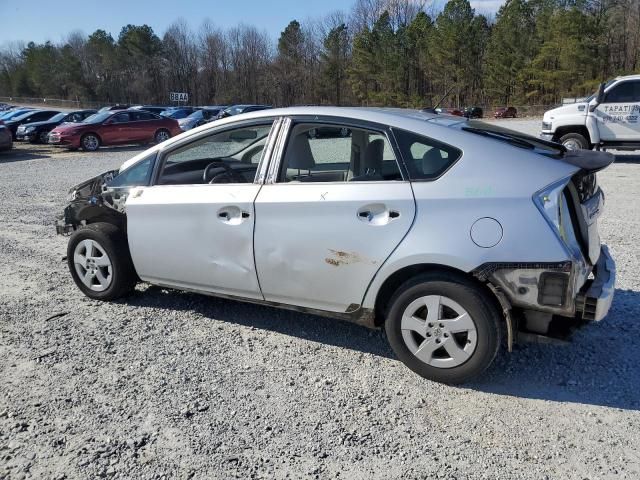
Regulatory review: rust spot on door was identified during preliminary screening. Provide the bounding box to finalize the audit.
[325,249,376,267]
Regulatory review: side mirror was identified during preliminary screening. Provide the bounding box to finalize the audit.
[596,82,606,104]
[590,82,606,112]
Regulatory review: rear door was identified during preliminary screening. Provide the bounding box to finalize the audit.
[130,111,157,141]
[595,79,640,141]
[253,117,416,313]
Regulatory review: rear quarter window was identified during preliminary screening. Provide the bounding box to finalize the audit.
[393,128,461,180]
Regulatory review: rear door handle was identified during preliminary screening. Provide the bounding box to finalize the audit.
[356,204,400,225]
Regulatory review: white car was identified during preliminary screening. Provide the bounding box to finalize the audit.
[57,107,616,384]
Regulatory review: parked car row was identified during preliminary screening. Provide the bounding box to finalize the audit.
[428,106,518,119]
[0,103,272,152]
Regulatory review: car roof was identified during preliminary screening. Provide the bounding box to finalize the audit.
[615,74,640,81]
[221,106,465,128]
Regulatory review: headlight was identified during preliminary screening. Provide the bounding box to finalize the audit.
[67,189,77,201]
[25,126,36,133]
[542,121,552,130]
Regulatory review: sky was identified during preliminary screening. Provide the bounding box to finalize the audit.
[0,0,506,46]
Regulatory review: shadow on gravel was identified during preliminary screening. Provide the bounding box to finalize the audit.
[613,154,640,163]
[0,147,51,162]
[124,285,395,359]
[469,288,640,411]
[122,286,640,410]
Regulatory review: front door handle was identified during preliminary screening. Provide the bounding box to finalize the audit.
[217,206,250,225]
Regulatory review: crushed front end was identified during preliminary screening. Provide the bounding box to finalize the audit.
[56,169,127,235]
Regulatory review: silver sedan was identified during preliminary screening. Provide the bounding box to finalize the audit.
[56,107,616,384]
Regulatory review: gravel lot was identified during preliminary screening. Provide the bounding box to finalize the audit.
[1,119,639,480]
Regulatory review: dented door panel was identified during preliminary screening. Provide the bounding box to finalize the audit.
[126,184,263,299]
[253,182,416,312]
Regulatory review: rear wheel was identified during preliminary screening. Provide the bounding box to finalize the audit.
[67,223,137,300]
[81,133,100,152]
[385,272,501,384]
[154,129,170,144]
[560,132,589,150]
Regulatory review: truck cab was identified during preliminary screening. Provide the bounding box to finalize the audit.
[541,74,640,151]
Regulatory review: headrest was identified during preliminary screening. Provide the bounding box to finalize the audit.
[286,133,316,170]
[422,148,449,176]
[363,139,384,172]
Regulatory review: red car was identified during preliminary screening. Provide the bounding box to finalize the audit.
[437,108,464,117]
[494,106,517,118]
[49,110,181,151]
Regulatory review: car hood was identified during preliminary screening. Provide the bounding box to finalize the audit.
[68,169,118,200]
[52,123,88,133]
[543,103,588,122]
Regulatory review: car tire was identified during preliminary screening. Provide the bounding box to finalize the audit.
[81,133,100,152]
[384,272,501,385]
[36,130,49,144]
[67,222,137,301]
[154,129,170,144]
[559,132,589,151]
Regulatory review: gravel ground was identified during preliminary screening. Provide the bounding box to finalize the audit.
[1,121,640,480]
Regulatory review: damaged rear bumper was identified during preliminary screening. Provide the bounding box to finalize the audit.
[474,245,615,322]
[576,245,615,321]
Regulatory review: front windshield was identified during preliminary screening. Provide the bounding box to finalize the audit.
[167,110,190,119]
[49,112,67,122]
[465,120,565,156]
[185,110,203,120]
[15,110,40,121]
[1,110,28,119]
[83,112,112,124]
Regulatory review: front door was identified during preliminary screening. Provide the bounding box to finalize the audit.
[254,119,416,313]
[101,112,134,145]
[126,120,277,299]
[595,79,640,141]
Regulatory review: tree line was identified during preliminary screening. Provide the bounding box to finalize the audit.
[1,0,639,109]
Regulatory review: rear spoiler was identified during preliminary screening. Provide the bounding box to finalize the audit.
[563,149,615,173]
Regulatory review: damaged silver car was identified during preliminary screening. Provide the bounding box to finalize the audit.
[57,107,616,384]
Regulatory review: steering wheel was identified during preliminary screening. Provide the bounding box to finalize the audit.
[203,160,246,184]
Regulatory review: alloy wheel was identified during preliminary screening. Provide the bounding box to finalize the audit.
[156,130,170,143]
[563,139,582,150]
[73,239,113,292]
[400,295,478,369]
[83,135,99,151]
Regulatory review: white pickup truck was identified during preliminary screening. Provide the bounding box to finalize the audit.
[541,74,640,151]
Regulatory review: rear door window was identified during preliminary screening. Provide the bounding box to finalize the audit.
[277,123,403,183]
[393,129,462,180]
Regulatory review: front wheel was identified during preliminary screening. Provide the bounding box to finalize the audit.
[81,133,100,152]
[67,223,137,300]
[385,272,501,384]
[559,132,589,150]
